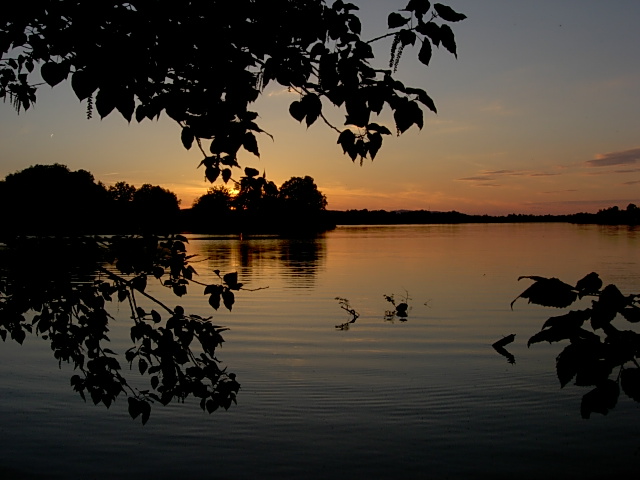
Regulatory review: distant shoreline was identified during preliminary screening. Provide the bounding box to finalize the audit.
[321,207,640,226]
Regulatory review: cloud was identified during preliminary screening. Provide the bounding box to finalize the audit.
[458,176,497,182]
[586,148,640,167]
[457,168,560,186]
[543,189,578,194]
[483,169,518,175]
[622,180,640,185]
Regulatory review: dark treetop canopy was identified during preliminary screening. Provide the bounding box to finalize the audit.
[1,0,465,179]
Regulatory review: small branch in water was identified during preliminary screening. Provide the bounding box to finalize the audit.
[335,297,359,330]
[492,334,516,365]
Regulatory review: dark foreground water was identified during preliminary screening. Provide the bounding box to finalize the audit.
[1,223,640,479]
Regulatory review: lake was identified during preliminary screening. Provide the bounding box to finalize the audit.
[1,223,640,479]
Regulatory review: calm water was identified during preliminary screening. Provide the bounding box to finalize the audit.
[1,223,640,479]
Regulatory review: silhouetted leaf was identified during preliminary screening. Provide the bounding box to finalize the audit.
[205,166,220,183]
[605,328,640,367]
[139,359,148,375]
[366,131,383,160]
[434,3,467,22]
[542,309,591,330]
[337,129,356,154]
[398,29,417,47]
[11,327,26,345]
[439,24,458,57]
[556,343,579,388]
[599,284,628,311]
[416,21,441,46]
[96,88,117,118]
[209,293,221,310]
[575,272,602,296]
[512,276,577,309]
[388,12,410,28]
[128,397,141,419]
[347,14,362,34]
[555,338,606,388]
[131,275,147,292]
[244,167,260,178]
[40,61,69,87]
[243,132,260,157]
[405,0,431,17]
[407,87,437,113]
[116,91,135,122]
[206,399,218,413]
[303,93,322,127]
[116,287,127,301]
[393,100,423,133]
[222,290,235,311]
[223,272,238,286]
[580,380,619,419]
[418,40,432,66]
[140,400,151,425]
[173,284,187,296]
[222,168,232,183]
[181,127,195,150]
[367,123,392,135]
[153,267,165,279]
[151,310,161,323]
[621,368,640,402]
[528,327,572,347]
[71,70,97,101]
[289,100,305,122]
[621,306,640,323]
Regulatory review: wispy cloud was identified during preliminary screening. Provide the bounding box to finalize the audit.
[457,168,559,186]
[543,189,578,194]
[622,180,640,185]
[458,176,497,182]
[586,148,640,167]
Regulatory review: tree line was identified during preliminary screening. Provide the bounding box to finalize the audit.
[0,164,331,236]
[327,205,640,226]
[0,164,180,236]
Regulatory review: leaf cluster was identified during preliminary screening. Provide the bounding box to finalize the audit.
[1,1,464,171]
[513,272,640,418]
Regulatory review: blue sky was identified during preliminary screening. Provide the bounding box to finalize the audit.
[1,1,639,214]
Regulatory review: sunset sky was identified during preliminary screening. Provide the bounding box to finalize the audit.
[1,0,640,215]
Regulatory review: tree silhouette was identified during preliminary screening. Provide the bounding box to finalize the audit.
[0,163,109,235]
[233,168,279,215]
[1,1,465,179]
[132,184,181,232]
[107,181,136,203]
[0,165,182,235]
[279,176,327,214]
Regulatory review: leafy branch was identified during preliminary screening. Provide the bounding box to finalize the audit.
[512,272,640,418]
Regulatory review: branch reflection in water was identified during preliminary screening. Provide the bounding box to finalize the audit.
[0,235,240,424]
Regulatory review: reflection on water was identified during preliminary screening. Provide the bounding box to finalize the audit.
[2,224,640,478]
[197,234,326,289]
